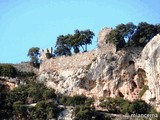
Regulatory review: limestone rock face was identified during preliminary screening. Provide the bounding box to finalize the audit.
[141,34,160,109]
[39,30,160,111]
[39,48,143,105]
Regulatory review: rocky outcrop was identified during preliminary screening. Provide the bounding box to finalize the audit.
[39,28,160,111]
[39,47,143,105]
[141,34,160,111]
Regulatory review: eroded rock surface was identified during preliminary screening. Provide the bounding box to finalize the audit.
[141,34,160,111]
[39,29,160,111]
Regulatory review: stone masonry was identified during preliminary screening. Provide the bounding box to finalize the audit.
[39,28,115,73]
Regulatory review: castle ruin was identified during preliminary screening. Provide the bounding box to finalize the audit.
[39,28,116,73]
[40,47,53,60]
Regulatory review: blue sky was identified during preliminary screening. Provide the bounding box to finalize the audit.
[0,0,160,63]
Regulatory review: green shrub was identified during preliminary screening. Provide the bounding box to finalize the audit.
[17,71,35,78]
[85,98,94,106]
[120,100,130,114]
[99,97,120,113]
[60,95,88,106]
[42,89,56,100]
[12,101,28,118]
[74,105,111,120]
[1,82,58,119]
[149,107,160,120]
[74,105,92,120]
[0,64,17,77]
[72,95,88,105]
[129,99,148,114]
[59,95,72,106]
[139,85,149,97]
[100,97,149,114]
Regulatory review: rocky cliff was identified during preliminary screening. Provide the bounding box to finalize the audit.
[141,34,160,111]
[39,28,160,112]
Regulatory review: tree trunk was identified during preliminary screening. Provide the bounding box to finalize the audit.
[81,45,84,52]
[85,44,87,52]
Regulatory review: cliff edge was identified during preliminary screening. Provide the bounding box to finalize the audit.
[39,28,160,111]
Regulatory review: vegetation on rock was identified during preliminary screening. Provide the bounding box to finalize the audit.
[106,22,160,49]
[54,29,95,56]
[139,85,149,97]
[2,22,160,119]
[0,64,17,77]
[0,81,58,119]
[27,47,40,67]
[99,97,157,115]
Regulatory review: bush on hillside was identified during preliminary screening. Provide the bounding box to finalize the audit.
[0,64,17,77]
[0,81,58,119]
[59,95,92,106]
[129,99,148,114]
[99,97,149,114]
[139,85,149,97]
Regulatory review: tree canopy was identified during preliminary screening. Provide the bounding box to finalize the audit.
[27,47,40,67]
[54,29,95,56]
[106,22,160,49]
[54,35,72,56]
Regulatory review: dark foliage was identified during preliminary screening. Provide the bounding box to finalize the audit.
[0,64,17,77]
[27,47,40,67]
[59,94,91,106]
[106,22,160,49]
[0,82,57,119]
[54,29,94,56]
[100,97,150,114]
